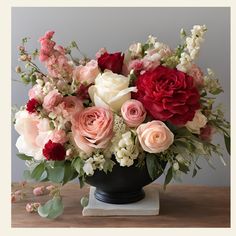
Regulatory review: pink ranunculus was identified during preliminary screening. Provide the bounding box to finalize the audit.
[28,84,44,101]
[43,89,63,112]
[71,107,113,155]
[121,99,146,127]
[188,64,204,88]
[49,130,68,144]
[137,120,174,153]
[73,60,100,85]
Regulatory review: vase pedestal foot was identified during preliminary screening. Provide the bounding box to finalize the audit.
[94,188,145,204]
[82,186,160,216]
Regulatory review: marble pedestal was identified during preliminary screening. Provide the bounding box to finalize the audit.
[82,186,159,216]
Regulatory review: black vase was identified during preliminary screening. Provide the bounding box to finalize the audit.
[86,157,166,204]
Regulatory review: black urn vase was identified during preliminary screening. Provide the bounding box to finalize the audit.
[86,157,166,204]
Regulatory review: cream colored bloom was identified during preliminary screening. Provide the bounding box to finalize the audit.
[186,110,207,134]
[88,71,137,112]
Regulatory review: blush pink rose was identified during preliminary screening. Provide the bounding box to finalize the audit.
[43,89,63,112]
[137,120,174,153]
[73,60,100,85]
[188,64,204,88]
[71,107,113,155]
[49,130,68,144]
[28,84,44,101]
[121,99,146,127]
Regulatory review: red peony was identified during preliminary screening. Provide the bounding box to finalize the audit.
[42,140,66,161]
[26,98,39,113]
[97,52,124,74]
[134,66,200,125]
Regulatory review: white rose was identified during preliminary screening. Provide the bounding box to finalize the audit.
[185,110,207,134]
[88,71,137,112]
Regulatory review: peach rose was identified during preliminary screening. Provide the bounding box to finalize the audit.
[137,120,174,153]
[43,89,63,112]
[71,107,113,155]
[73,60,100,85]
[121,99,146,127]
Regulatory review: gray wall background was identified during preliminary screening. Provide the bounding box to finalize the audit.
[12,7,230,186]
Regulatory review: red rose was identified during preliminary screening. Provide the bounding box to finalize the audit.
[134,66,200,125]
[26,98,39,113]
[42,140,66,161]
[97,52,124,74]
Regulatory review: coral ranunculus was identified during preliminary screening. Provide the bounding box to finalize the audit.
[97,52,124,74]
[134,66,200,125]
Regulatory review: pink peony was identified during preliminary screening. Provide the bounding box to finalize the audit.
[71,107,113,155]
[188,64,204,88]
[43,89,63,112]
[137,120,174,153]
[121,99,146,127]
[73,60,100,85]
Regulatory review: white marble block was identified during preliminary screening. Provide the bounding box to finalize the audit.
[82,186,159,216]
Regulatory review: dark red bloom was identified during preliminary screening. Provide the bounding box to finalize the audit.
[200,124,216,142]
[42,140,66,161]
[97,52,124,74]
[76,83,90,100]
[26,98,39,113]
[133,66,200,125]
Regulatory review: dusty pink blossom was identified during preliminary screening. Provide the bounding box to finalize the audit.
[49,130,68,144]
[43,89,63,112]
[188,64,204,88]
[121,99,146,127]
[200,124,216,142]
[26,202,41,213]
[73,60,100,85]
[33,186,46,196]
[95,48,107,59]
[71,107,113,155]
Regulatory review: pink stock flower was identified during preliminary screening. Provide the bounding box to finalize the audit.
[73,60,100,85]
[121,99,146,127]
[43,89,63,112]
[188,64,204,89]
[71,107,113,155]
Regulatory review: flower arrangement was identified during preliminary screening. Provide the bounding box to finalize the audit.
[13,25,230,218]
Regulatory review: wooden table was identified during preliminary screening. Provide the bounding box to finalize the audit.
[11,182,230,227]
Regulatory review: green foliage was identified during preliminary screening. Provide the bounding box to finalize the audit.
[47,166,64,183]
[146,153,163,180]
[38,196,64,219]
[103,159,115,174]
[31,162,46,181]
[80,196,89,207]
[63,161,78,185]
[224,134,230,155]
[164,166,173,189]
[17,153,33,161]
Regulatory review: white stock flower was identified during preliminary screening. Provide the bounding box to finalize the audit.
[129,42,143,58]
[176,52,192,73]
[113,131,139,167]
[83,158,94,176]
[185,110,207,134]
[88,71,137,112]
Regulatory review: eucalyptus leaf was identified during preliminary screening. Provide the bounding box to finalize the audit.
[38,196,64,219]
[72,157,84,174]
[47,166,64,183]
[23,170,32,180]
[17,153,33,161]
[192,168,197,178]
[63,161,77,185]
[31,162,45,181]
[164,166,173,189]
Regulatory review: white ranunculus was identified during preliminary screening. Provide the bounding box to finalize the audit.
[185,110,207,134]
[88,71,137,112]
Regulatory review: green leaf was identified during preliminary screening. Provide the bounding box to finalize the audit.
[164,166,173,189]
[178,163,190,174]
[72,157,84,174]
[224,134,230,155]
[17,153,33,161]
[31,162,45,181]
[80,196,89,207]
[192,168,197,178]
[79,175,86,188]
[47,166,64,183]
[103,159,115,174]
[38,196,64,219]
[63,161,77,185]
[146,153,163,180]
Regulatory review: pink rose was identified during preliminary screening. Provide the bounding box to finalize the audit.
[121,99,146,127]
[188,64,204,88]
[71,107,113,155]
[137,120,174,153]
[73,60,100,85]
[43,89,63,112]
